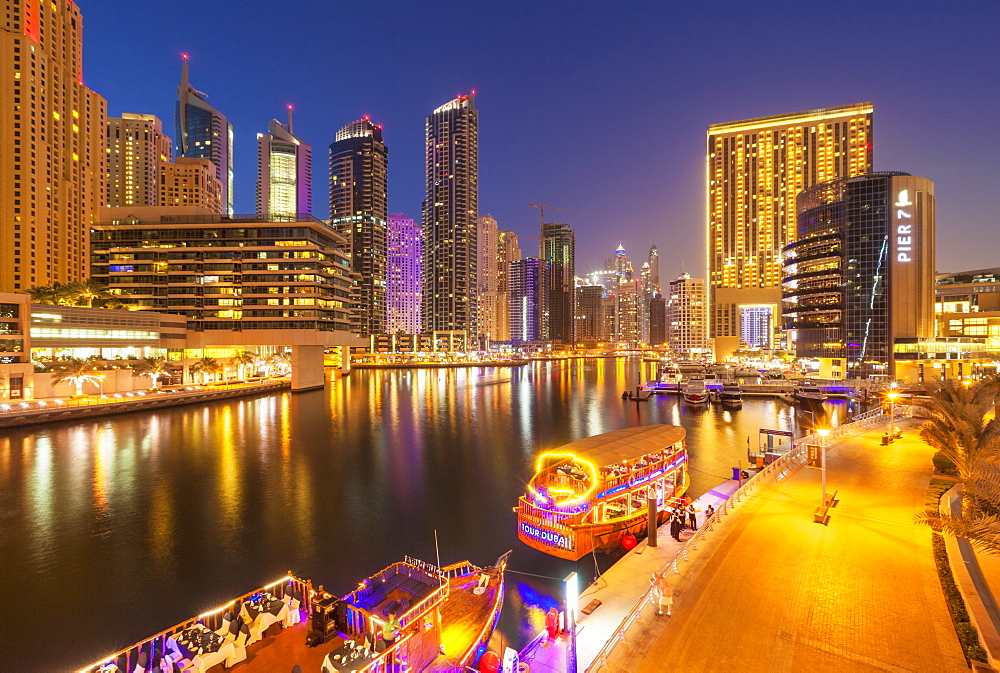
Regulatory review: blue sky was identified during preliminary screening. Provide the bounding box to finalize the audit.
[81,0,1000,277]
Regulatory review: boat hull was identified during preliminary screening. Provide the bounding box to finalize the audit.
[683,392,710,404]
[518,509,674,561]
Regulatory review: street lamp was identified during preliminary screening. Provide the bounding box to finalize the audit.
[887,391,900,441]
[817,427,831,507]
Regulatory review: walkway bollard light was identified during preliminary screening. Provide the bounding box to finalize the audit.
[564,572,578,673]
[887,391,899,442]
[817,428,831,507]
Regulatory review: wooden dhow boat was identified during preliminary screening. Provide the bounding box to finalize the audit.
[75,553,509,673]
[515,425,689,561]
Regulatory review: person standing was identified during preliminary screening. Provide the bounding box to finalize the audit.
[705,504,715,520]
[687,502,698,530]
[651,572,673,616]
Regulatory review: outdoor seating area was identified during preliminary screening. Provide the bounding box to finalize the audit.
[82,578,308,673]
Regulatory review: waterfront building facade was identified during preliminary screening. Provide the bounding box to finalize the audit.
[423,93,479,333]
[0,0,107,293]
[330,118,388,336]
[575,285,607,343]
[708,103,874,357]
[107,114,172,207]
[616,280,641,347]
[387,214,422,335]
[541,222,576,345]
[649,294,666,346]
[158,157,222,212]
[477,215,500,343]
[935,269,1000,365]
[257,112,312,217]
[175,56,233,215]
[783,172,935,379]
[509,258,547,342]
[495,230,521,342]
[90,207,362,389]
[668,273,709,357]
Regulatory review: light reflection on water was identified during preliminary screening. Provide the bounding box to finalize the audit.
[0,358,863,669]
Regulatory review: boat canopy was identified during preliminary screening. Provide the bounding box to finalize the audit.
[550,425,685,468]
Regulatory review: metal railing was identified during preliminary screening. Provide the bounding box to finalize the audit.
[586,405,910,671]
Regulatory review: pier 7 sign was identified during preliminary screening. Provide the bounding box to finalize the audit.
[895,189,914,263]
[520,522,574,552]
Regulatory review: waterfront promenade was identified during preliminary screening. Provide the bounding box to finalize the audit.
[615,419,967,672]
[521,480,741,672]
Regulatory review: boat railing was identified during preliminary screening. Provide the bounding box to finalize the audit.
[586,406,911,672]
[439,560,483,579]
[342,561,448,638]
[516,498,578,532]
[599,452,680,495]
[75,574,311,673]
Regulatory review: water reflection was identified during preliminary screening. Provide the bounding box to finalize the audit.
[0,357,869,669]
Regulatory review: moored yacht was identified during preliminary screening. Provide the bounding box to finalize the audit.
[682,378,710,404]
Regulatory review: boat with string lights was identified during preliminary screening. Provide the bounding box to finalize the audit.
[74,553,509,673]
[515,425,689,561]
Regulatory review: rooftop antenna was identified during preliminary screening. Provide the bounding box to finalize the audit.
[286,104,294,134]
[434,529,441,571]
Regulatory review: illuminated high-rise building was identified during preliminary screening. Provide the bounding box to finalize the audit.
[175,55,233,215]
[783,173,935,379]
[541,222,576,344]
[576,285,607,343]
[708,103,873,357]
[330,117,388,335]
[423,93,478,333]
[648,245,660,294]
[387,214,422,335]
[477,215,500,342]
[158,157,222,212]
[510,258,547,342]
[496,229,521,341]
[256,108,312,217]
[107,114,172,207]
[668,273,709,357]
[1,0,107,292]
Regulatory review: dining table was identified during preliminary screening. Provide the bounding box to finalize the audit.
[321,640,378,673]
[169,625,236,673]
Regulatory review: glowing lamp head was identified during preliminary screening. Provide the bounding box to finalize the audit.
[816,428,830,438]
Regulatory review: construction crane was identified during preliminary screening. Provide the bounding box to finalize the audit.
[528,202,573,228]
[529,203,574,257]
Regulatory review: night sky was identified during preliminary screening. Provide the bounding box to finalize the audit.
[81,1,999,279]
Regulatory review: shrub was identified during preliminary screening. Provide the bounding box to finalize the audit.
[933,452,959,476]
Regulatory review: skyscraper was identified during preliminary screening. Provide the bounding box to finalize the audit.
[158,157,222,212]
[783,173,935,379]
[423,93,479,333]
[1,0,107,292]
[496,230,521,341]
[256,108,312,217]
[576,285,607,343]
[330,117,388,335]
[541,222,576,344]
[175,55,233,215]
[387,214,422,335]
[668,273,709,358]
[647,245,660,294]
[509,258,547,342]
[477,215,500,342]
[707,103,873,357]
[107,114,172,207]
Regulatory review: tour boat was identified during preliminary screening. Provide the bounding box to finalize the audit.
[75,553,509,673]
[794,385,827,403]
[682,378,710,404]
[515,425,689,561]
[719,383,743,407]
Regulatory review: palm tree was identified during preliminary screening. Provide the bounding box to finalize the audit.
[229,350,259,381]
[917,459,1000,554]
[66,279,111,308]
[915,378,1000,482]
[133,356,172,389]
[50,357,102,396]
[191,357,221,385]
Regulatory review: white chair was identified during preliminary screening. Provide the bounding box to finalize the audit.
[213,613,233,638]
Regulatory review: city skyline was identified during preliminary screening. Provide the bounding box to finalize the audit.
[80,1,999,280]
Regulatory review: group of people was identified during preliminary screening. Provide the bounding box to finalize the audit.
[667,501,715,541]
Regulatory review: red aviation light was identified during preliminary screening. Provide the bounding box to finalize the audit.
[181,52,189,60]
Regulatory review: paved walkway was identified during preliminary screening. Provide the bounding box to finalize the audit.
[521,480,741,671]
[616,420,967,672]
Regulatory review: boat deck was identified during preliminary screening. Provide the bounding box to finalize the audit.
[425,573,502,671]
[227,620,344,671]
[225,572,501,672]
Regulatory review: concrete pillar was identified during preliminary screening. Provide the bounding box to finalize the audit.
[290,345,326,392]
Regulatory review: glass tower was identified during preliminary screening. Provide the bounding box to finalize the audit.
[175,55,233,215]
[256,109,312,217]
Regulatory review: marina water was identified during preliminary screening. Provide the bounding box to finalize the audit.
[0,358,864,669]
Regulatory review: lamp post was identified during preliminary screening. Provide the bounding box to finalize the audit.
[817,427,830,507]
[887,391,900,441]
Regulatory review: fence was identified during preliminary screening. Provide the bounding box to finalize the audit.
[586,405,911,672]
